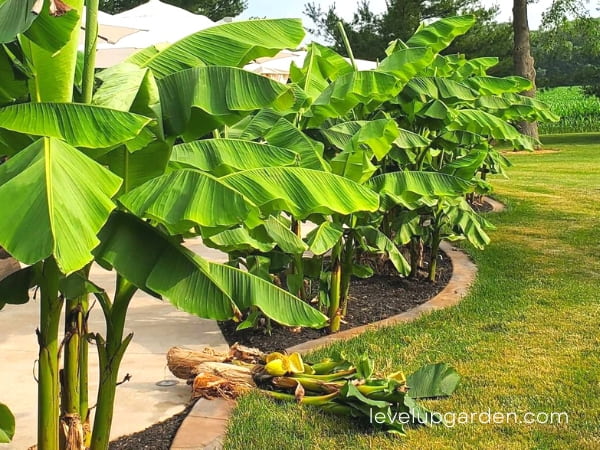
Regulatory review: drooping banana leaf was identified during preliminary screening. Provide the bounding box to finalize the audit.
[94,211,327,327]
[0,138,122,274]
[204,227,275,253]
[129,19,305,78]
[305,222,343,256]
[440,149,487,180]
[465,75,532,95]
[322,119,400,160]
[355,226,410,275]
[306,71,401,128]
[157,66,294,139]
[368,171,474,209]
[170,139,298,176]
[406,363,460,399]
[0,265,36,308]
[229,110,329,171]
[448,109,535,149]
[0,102,154,149]
[261,216,307,254]
[405,15,475,54]
[222,167,380,219]
[118,169,261,232]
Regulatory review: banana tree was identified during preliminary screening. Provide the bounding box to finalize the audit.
[0,4,333,450]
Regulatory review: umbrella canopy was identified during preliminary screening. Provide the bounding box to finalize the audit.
[81,0,215,68]
[110,0,214,49]
[244,50,378,83]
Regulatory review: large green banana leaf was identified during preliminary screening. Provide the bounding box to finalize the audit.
[465,76,532,95]
[440,149,487,180]
[119,169,261,232]
[221,167,380,219]
[368,171,474,209]
[129,19,305,78]
[448,109,535,148]
[205,215,307,255]
[290,42,353,102]
[157,66,294,139]
[0,0,36,43]
[322,119,399,160]
[307,71,401,128]
[0,102,154,150]
[95,211,327,327]
[377,47,434,85]
[170,139,298,176]
[406,15,475,54]
[0,138,122,274]
[446,202,493,250]
[355,226,410,275]
[229,110,328,171]
[305,222,343,256]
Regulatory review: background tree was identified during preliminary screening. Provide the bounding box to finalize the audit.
[100,0,247,20]
[533,17,600,94]
[512,0,590,140]
[304,0,496,60]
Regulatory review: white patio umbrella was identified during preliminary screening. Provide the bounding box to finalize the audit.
[87,0,216,68]
[244,50,378,83]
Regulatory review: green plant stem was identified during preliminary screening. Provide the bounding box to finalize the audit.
[339,235,354,317]
[89,275,136,450]
[60,296,83,449]
[38,258,63,450]
[328,241,343,333]
[428,229,441,282]
[336,22,357,70]
[81,0,99,103]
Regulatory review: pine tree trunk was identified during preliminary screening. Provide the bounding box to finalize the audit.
[513,0,539,142]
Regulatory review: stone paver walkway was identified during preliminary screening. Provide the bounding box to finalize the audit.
[0,238,229,449]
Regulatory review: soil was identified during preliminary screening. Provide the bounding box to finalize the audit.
[109,401,195,450]
[470,198,493,213]
[218,250,453,353]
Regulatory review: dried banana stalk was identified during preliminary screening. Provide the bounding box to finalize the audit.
[167,347,228,380]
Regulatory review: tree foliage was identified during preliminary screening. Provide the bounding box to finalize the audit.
[303,0,497,60]
[100,0,247,21]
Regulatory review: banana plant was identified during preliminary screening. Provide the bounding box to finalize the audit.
[0,4,331,450]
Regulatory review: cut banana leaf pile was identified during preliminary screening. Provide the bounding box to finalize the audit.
[167,345,460,435]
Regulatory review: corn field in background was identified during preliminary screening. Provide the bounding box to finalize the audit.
[537,86,600,134]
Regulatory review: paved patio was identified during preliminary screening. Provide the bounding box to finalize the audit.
[0,238,229,449]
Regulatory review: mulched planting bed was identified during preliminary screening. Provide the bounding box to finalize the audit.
[109,402,195,450]
[218,250,452,353]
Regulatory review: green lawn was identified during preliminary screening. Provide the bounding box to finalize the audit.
[223,135,600,449]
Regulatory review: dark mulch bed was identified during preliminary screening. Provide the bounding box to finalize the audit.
[109,401,196,450]
[218,250,452,353]
[470,197,494,213]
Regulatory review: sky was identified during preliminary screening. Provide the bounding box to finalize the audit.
[239,0,598,30]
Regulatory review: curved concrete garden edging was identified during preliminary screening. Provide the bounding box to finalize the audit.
[170,197,504,450]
